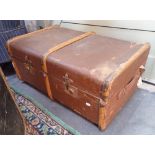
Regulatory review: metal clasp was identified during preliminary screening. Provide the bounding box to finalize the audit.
[24,56,34,74]
[62,73,78,96]
[63,73,73,90]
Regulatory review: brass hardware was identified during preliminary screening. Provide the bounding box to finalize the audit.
[63,73,73,91]
[62,73,78,96]
[24,56,34,74]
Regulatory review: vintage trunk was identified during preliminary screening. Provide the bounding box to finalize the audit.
[6,26,150,130]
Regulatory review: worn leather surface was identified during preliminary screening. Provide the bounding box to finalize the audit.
[7,26,150,130]
[8,27,148,95]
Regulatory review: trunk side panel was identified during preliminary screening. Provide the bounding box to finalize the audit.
[51,76,99,124]
[101,47,150,130]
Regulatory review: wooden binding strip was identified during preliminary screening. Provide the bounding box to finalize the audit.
[42,31,96,99]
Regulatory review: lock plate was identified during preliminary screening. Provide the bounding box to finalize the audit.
[24,56,34,74]
[62,73,78,97]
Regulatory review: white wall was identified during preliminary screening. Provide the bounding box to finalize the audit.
[53,20,155,83]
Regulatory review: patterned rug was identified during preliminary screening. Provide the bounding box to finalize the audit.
[12,91,80,135]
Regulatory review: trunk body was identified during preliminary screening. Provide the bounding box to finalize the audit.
[7,26,150,130]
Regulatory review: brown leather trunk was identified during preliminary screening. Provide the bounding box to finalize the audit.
[6,26,150,130]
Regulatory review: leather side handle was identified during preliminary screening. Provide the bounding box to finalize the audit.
[139,65,145,75]
[117,67,142,100]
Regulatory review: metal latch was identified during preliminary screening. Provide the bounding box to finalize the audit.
[24,56,34,74]
[63,73,77,96]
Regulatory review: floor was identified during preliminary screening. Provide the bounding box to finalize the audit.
[7,74,155,135]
